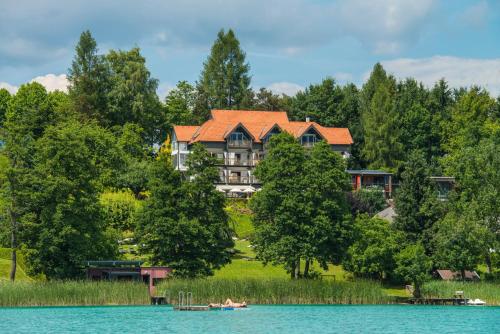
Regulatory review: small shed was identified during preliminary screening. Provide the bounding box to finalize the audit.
[434,269,480,281]
[141,267,172,296]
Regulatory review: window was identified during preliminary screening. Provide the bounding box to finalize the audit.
[228,131,250,147]
[179,153,187,167]
[301,134,317,146]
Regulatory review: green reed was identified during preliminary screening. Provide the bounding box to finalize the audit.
[158,278,393,305]
[0,281,150,307]
[421,281,500,305]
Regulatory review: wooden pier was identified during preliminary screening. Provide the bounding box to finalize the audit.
[409,298,469,305]
[173,305,211,311]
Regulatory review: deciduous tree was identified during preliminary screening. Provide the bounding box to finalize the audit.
[395,243,432,298]
[25,120,123,279]
[343,215,400,280]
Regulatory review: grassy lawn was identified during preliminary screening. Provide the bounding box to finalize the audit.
[228,212,254,239]
[215,239,349,281]
[0,258,31,281]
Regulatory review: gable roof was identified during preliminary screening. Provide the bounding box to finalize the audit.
[435,269,480,280]
[223,122,256,139]
[177,110,353,145]
[173,126,199,142]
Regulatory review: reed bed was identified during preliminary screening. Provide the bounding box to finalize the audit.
[421,281,500,305]
[159,278,393,305]
[0,281,150,307]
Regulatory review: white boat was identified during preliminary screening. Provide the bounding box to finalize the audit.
[467,298,486,306]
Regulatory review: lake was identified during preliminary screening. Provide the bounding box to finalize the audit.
[0,305,498,333]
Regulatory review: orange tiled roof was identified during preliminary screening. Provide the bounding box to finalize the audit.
[176,110,353,145]
[173,126,199,141]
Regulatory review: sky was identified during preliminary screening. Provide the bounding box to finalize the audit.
[1,0,500,98]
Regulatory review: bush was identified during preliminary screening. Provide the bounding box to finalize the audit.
[348,187,387,216]
[100,189,142,231]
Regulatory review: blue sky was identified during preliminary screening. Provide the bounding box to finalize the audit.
[1,0,500,97]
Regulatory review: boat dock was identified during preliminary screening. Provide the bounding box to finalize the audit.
[409,298,469,305]
[173,305,210,311]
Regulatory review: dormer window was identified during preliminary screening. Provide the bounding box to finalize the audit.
[228,130,251,148]
[301,134,317,147]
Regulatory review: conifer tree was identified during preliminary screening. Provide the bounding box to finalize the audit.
[68,30,110,122]
[198,29,251,118]
[361,63,402,170]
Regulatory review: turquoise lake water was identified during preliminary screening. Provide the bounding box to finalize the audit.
[0,305,498,333]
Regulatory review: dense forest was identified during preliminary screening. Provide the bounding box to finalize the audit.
[0,29,498,289]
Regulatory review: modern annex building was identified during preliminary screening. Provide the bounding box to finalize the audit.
[171,110,353,195]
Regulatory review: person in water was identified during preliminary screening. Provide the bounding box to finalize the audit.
[208,299,247,308]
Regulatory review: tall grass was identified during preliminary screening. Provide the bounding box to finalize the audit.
[159,278,393,305]
[0,281,150,307]
[421,281,500,305]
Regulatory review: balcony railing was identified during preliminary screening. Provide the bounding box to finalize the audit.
[301,141,316,148]
[223,158,260,166]
[227,139,252,148]
[217,176,260,184]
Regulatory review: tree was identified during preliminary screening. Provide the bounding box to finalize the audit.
[394,79,438,164]
[135,153,183,268]
[136,145,233,277]
[1,82,55,281]
[361,65,402,170]
[395,243,432,298]
[24,120,123,279]
[394,151,443,244]
[343,215,400,280]
[100,189,142,232]
[165,81,198,126]
[428,79,453,160]
[251,134,351,278]
[433,213,490,280]
[252,88,286,111]
[177,143,234,276]
[250,133,308,278]
[0,88,10,128]
[303,141,352,272]
[198,29,251,114]
[287,78,344,126]
[68,30,110,122]
[115,123,152,197]
[442,87,496,157]
[106,48,163,144]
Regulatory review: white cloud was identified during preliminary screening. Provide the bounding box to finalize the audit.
[0,82,18,94]
[31,74,68,92]
[267,82,304,96]
[0,74,69,94]
[381,56,500,96]
[459,1,489,28]
[336,0,436,54]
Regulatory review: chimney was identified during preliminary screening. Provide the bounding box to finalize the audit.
[306,117,310,122]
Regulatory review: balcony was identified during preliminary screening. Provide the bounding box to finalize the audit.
[227,139,252,148]
[224,158,260,166]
